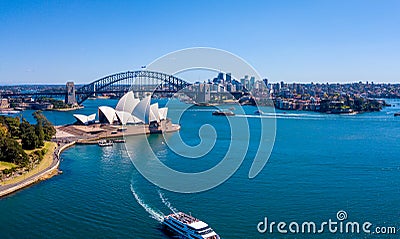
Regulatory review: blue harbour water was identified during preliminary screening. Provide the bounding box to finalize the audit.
[0,99,400,238]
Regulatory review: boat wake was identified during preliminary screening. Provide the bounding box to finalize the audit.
[235,113,326,120]
[159,190,178,214]
[130,183,164,222]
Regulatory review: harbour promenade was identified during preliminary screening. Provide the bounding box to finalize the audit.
[0,141,75,198]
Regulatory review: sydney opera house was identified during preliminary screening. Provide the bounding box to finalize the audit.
[73,92,169,133]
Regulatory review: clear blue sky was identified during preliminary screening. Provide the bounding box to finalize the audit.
[0,0,399,84]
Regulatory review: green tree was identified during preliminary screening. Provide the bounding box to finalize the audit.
[35,123,45,147]
[33,111,56,140]
[20,119,32,136]
[0,137,28,165]
[4,117,20,138]
[21,126,39,150]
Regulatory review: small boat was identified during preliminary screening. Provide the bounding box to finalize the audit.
[395,112,400,117]
[254,110,264,115]
[98,140,113,147]
[113,139,126,143]
[212,110,235,116]
[163,212,220,239]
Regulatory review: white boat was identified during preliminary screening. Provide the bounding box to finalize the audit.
[98,140,113,147]
[163,212,220,239]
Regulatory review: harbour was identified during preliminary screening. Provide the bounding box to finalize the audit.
[1,1,400,238]
[0,99,399,238]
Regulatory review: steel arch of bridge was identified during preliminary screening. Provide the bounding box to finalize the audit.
[76,70,191,104]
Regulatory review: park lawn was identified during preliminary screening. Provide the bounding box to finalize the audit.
[0,161,17,170]
[0,141,57,186]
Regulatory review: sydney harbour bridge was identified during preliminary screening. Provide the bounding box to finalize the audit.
[2,70,248,104]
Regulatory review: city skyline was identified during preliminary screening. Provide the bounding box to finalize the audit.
[1,0,399,85]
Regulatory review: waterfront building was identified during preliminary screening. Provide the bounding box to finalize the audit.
[115,111,142,125]
[263,78,268,88]
[250,76,255,90]
[0,98,10,109]
[73,113,96,125]
[226,83,233,92]
[115,91,139,114]
[226,73,232,83]
[98,92,169,125]
[98,106,117,124]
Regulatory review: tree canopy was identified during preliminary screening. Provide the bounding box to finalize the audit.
[0,111,56,165]
[0,135,28,165]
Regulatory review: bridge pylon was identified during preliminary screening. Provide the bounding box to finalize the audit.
[65,82,77,105]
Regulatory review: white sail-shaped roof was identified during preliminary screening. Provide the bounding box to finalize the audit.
[87,113,96,122]
[149,103,160,122]
[132,96,151,123]
[115,111,143,125]
[96,95,168,125]
[115,111,131,125]
[158,107,168,121]
[73,114,88,124]
[98,106,116,124]
[73,113,96,124]
[115,91,139,114]
[127,115,142,124]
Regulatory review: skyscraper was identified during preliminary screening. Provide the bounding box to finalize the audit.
[226,73,232,83]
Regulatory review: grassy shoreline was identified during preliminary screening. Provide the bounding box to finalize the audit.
[0,141,57,186]
[0,162,17,171]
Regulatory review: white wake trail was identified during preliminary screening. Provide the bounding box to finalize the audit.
[158,190,178,214]
[130,184,164,222]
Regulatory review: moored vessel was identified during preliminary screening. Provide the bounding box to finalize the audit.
[98,139,113,147]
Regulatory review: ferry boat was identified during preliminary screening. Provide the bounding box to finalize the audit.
[163,212,220,239]
[98,140,113,147]
[212,110,235,116]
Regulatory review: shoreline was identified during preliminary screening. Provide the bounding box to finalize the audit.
[0,122,180,198]
[0,141,75,198]
[48,106,84,112]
